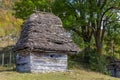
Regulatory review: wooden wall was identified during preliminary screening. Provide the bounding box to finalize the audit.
[30,52,67,73]
[108,61,120,77]
[16,54,30,72]
[16,51,67,73]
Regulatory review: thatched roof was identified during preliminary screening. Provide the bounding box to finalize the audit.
[13,13,80,53]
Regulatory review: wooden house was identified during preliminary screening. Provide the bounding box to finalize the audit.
[108,60,120,77]
[13,13,80,73]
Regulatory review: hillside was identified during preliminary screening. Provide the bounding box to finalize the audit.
[0,0,22,67]
[0,0,22,37]
[0,67,119,80]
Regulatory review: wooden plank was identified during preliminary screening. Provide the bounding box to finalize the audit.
[2,53,4,66]
[31,62,67,66]
[16,60,30,64]
[16,54,30,64]
[30,53,67,59]
[16,54,31,72]
[31,67,67,73]
[31,67,66,71]
[9,52,12,65]
[31,60,67,64]
[16,62,30,72]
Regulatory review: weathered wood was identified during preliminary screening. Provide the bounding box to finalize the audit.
[30,53,67,72]
[116,71,120,78]
[16,54,30,72]
[108,61,120,77]
[2,53,4,66]
[9,52,12,65]
[16,52,68,72]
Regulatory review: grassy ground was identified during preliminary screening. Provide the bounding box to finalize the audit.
[0,67,119,80]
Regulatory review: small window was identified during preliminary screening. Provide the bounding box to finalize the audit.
[50,54,55,58]
[50,55,54,58]
[49,54,62,58]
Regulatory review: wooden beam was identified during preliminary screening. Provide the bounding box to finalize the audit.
[2,53,4,66]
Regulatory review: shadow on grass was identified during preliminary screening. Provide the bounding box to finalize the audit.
[68,51,118,75]
[68,53,91,71]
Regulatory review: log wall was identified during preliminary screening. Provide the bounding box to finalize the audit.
[16,54,30,72]
[30,52,67,72]
[16,52,67,72]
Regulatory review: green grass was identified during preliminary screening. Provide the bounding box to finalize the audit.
[0,40,119,80]
[0,67,119,80]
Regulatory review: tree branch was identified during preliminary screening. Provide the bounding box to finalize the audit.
[101,6,120,22]
[100,0,107,9]
[70,26,82,37]
[97,0,101,7]
[105,19,120,26]
[101,20,106,43]
[98,6,120,33]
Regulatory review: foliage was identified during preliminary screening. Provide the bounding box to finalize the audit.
[68,49,109,74]
[0,0,23,38]
[0,10,22,37]
[88,50,108,73]
[13,0,53,19]
[0,0,22,68]
[71,31,84,48]
[13,0,120,53]
[105,22,120,58]
[52,0,120,55]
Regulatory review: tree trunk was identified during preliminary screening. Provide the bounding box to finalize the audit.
[94,31,103,54]
[94,35,103,54]
[97,45,102,54]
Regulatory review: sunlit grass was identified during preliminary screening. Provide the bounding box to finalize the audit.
[0,66,119,80]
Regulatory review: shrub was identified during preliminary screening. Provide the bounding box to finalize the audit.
[88,49,109,74]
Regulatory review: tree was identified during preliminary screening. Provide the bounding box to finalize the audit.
[88,0,120,54]
[52,0,120,54]
[13,0,120,55]
[0,0,22,37]
[105,22,120,59]
[52,0,94,62]
[13,0,53,19]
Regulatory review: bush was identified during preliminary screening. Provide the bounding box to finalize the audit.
[88,49,109,74]
[68,49,109,74]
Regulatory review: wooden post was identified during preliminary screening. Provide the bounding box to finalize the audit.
[9,52,12,65]
[12,53,16,71]
[2,53,4,66]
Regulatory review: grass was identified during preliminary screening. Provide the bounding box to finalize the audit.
[0,67,119,80]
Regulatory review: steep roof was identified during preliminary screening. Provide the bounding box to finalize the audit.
[13,13,80,53]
